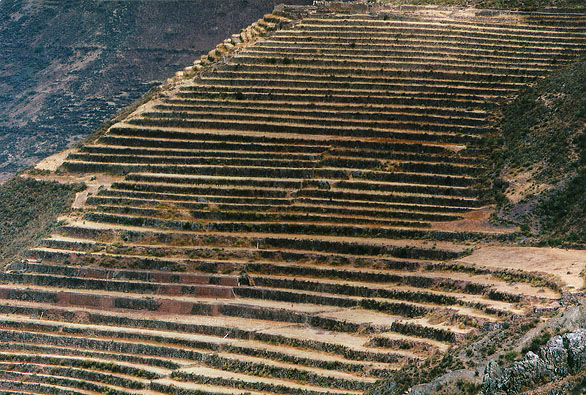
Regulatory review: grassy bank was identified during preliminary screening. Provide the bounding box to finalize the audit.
[492,56,586,246]
[0,177,85,265]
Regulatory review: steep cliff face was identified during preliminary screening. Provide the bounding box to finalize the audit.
[0,0,312,181]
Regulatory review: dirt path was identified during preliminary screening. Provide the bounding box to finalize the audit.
[34,149,77,172]
[431,207,518,234]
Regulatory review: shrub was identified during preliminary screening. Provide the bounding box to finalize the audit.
[0,177,84,263]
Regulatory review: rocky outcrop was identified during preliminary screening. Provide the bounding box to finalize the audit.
[482,329,586,394]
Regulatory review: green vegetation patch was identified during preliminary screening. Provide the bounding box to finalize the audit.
[0,177,84,264]
[492,56,586,246]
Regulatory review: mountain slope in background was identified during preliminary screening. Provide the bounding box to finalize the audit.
[0,0,312,181]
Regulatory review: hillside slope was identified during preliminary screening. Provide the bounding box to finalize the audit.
[0,2,585,395]
[368,44,586,395]
[0,0,312,181]
[0,177,83,264]
[494,56,586,246]
[0,3,582,394]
